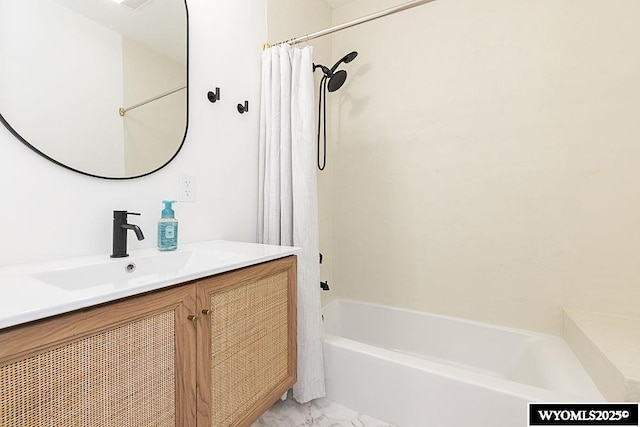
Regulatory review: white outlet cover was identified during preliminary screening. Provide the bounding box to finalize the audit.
[178,174,196,202]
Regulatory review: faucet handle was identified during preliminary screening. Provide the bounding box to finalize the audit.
[113,210,140,216]
[112,211,141,224]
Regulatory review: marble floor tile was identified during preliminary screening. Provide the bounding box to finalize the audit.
[252,397,396,427]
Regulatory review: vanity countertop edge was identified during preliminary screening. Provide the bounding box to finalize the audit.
[0,240,299,330]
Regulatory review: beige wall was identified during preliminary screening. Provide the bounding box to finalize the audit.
[325,0,640,334]
[122,38,186,176]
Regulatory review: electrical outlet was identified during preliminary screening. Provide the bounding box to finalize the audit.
[178,174,196,202]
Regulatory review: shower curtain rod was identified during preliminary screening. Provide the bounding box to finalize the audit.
[265,0,437,49]
[119,85,186,117]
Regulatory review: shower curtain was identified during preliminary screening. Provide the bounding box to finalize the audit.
[257,44,325,403]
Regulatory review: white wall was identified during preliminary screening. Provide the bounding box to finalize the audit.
[326,0,640,334]
[0,0,266,267]
[0,0,125,177]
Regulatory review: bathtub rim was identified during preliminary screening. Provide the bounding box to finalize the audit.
[322,296,560,340]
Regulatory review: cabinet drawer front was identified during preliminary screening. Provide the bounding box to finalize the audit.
[0,285,197,427]
[210,270,289,427]
[1,312,176,427]
[196,256,297,427]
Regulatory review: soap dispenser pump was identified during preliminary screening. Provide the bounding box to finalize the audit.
[158,200,178,251]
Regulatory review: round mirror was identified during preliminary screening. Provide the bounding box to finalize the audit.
[0,0,188,179]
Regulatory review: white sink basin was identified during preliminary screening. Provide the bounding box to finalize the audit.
[32,250,195,290]
[0,240,298,330]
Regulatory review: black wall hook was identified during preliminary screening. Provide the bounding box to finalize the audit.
[207,87,220,103]
[237,100,249,114]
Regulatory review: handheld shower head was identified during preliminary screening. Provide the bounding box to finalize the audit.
[329,51,358,74]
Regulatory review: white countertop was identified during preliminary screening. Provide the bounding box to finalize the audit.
[0,240,298,330]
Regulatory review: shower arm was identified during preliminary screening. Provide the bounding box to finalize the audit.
[313,64,332,77]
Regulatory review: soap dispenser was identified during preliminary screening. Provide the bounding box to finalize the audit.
[158,200,178,251]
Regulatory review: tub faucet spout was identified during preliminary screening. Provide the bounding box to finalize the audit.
[111,211,145,258]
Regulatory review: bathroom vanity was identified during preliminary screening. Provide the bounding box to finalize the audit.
[0,241,298,427]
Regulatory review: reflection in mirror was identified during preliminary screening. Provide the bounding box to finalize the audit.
[0,0,188,179]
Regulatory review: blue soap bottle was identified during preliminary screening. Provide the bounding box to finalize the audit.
[158,200,178,251]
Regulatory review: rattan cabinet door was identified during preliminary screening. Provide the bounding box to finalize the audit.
[195,256,297,427]
[0,284,197,427]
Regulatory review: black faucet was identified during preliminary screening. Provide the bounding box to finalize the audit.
[111,211,145,258]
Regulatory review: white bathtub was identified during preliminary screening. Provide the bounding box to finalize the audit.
[322,298,604,427]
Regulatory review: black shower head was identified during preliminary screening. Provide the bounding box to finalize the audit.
[327,70,347,92]
[315,51,359,171]
[329,51,358,74]
[313,51,358,93]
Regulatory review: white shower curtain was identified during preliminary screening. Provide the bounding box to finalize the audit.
[257,44,325,403]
